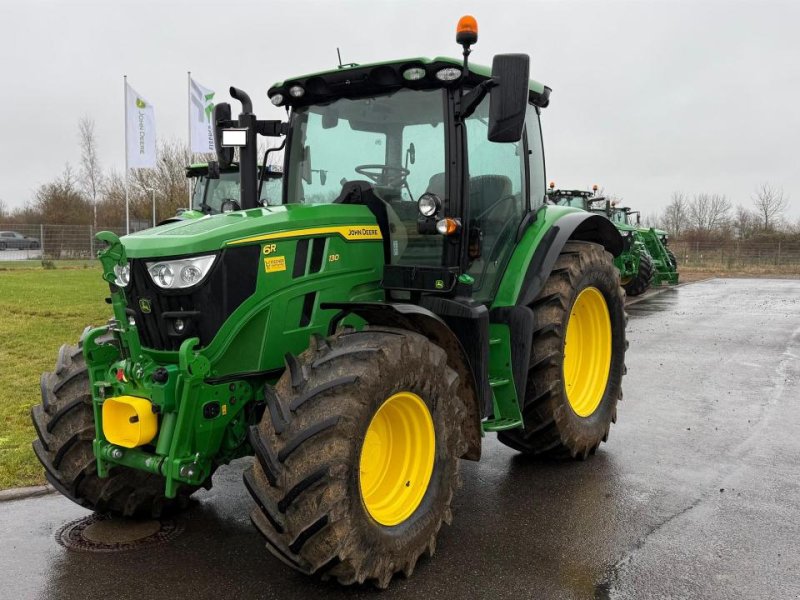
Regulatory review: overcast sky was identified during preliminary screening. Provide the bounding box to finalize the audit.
[1,0,798,221]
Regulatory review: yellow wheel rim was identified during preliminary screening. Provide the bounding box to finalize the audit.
[359,391,435,526]
[563,286,612,417]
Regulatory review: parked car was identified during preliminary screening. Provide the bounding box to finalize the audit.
[0,231,40,250]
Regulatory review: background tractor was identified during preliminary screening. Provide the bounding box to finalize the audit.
[597,195,679,289]
[549,187,654,295]
[32,17,627,587]
[160,162,283,224]
[187,162,282,215]
[608,205,678,286]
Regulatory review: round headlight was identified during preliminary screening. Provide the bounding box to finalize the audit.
[270,93,284,106]
[180,265,202,286]
[418,193,441,217]
[436,67,462,82]
[146,255,216,290]
[149,264,174,288]
[403,67,426,81]
[113,263,130,287]
[289,85,305,98]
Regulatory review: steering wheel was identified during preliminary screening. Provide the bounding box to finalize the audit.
[355,164,410,187]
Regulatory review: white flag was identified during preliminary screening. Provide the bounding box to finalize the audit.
[125,82,157,169]
[189,77,216,153]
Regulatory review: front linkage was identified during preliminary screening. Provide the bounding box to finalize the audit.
[85,232,255,498]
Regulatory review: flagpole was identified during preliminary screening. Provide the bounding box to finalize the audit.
[187,70,192,210]
[124,75,130,235]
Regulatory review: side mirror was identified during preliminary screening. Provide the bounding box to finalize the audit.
[488,54,530,143]
[213,103,234,168]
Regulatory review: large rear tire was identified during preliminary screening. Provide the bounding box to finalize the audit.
[498,241,626,459]
[244,327,465,588]
[31,341,199,517]
[623,250,654,297]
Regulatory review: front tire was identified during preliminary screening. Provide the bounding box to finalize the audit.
[623,250,654,297]
[498,241,627,459]
[244,327,465,587]
[666,248,677,271]
[31,342,199,517]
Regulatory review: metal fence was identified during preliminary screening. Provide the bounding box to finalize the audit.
[670,239,800,270]
[0,223,133,261]
[3,223,800,271]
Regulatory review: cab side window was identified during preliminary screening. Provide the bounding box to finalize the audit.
[526,104,546,208]
[464,96,527,302]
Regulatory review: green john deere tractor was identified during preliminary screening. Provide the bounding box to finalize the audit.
[32,18,627,587]
[164,162,283,222]
[549,187,654,295]
[606,204,679,287]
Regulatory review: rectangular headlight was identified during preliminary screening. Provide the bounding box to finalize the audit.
[145,255,216,290]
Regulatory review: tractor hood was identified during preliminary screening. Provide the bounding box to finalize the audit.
[120,204,379,259]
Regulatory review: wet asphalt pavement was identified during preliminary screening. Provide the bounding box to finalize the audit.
[2,278,799,600]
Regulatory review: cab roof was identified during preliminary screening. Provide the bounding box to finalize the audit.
[268,56,551,110]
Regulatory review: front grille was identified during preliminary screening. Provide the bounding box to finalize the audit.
[126,246,260,351]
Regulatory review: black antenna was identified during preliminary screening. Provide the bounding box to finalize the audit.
[335,47,359,70]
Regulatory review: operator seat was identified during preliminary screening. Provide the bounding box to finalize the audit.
[469,175,512,221]
[426,172,446,197]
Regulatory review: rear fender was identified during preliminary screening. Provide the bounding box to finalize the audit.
[322,301,483,461]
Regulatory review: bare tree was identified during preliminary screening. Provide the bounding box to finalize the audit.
[79,117,104,229]
[0,198,7,221]
[751,183,788,231]
[34,163,92,225]
[687,193,731,233]
[129,139,192,225]
[733,205,759,239]
[662,192,688,236]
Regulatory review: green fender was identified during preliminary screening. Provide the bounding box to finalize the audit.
[492,205,623,310]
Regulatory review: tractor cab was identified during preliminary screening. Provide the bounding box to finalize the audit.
[212,38,554,303]
[547,187,596,210]
[186,163,282,215]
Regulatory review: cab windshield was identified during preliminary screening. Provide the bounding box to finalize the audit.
[560,195,587,209]
[285,88,446,265]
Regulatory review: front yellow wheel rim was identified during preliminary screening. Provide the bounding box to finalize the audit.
[563,286,613,417]
[359,391,435,526]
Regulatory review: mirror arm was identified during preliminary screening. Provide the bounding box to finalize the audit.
[458,78,497,120]
[255,120,290,137]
